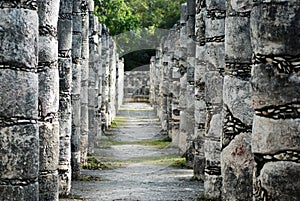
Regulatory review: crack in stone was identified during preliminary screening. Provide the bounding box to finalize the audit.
[255,102,300,120]
[252,53,300,74]
[222,105,252,150]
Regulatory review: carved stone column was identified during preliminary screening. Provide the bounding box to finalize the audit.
[194,0,206,181]
[221,0,254,200]
[204,0,225,198]
[38,0,60,200]
[71,0,83,179]
[251,1,300,200]
[0,1,39,200]
[88,0,97,155]
[58,0,73,195]
[80,0,89,164]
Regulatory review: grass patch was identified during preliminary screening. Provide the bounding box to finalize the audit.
[110,116,127,128]
[82,157,112,170]
[59,194,82,199]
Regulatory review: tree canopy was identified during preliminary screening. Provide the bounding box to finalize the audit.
[94,0,185,35]
[94,0,186,71]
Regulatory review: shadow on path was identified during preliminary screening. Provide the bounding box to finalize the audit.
[61,102,204,201]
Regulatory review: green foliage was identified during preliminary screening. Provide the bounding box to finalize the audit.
[94,0,140,35]
[94,0,186,70]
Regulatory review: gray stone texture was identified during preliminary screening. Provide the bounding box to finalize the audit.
[38,0,60,200]
[71,0,83,179]
[0,2,39,199]
[221,0,254,200]
[124,71,150,102]
[58,0,73,195]
[251,1,300,201]
[80,0,90,164]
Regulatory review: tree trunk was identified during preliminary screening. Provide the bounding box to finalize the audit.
[37,0,60,200]
[0,1,39,200]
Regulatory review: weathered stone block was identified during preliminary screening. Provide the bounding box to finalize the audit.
[205,18,225,39]
[223,76,253,124]
[251,3,300,55]
[38,68,60,116]
[58,19,72,52]
[205,72,223,105]
[206,0,226,10]
[221,133,253,200]
[204,175,222,198]
[39,121,59,171]
[255,161,300,201]
[0,124,39,179]
[225,16,252,61]
[59,58,72,93]
[0,70,38,118]
[0,9,38,69]
[252,116,300,154]
[39,173,59,201]
[251,63,300,109]
[206,43,225,71]
[0,182,38,201]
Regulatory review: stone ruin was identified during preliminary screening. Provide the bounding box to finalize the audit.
[0,0,124,200]
[150,0,300,200]
[0,0,299,200]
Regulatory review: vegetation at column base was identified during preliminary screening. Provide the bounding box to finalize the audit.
[110,116,127,128]
[197,194,221,201]
[59,194,82,199]
[82,157,113,170]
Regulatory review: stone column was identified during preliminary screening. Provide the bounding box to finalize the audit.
[95,23,102,139]
[185,0,196,167]
[0,1,39,200]
[178,3,189,155]
[108,38,117,124]
[71,0,83,179]
[193,0,206,181]
[101,35,110,130]
[88,0,97,155]
[58,0,73,195]
[38,0,60,200]
[204,0,225,198]
[171,25,182,148]
[251,1,300,200]
[221,1,254,200]
[80,0,89,164]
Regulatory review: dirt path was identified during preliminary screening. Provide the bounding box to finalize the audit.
[61,103,203,201]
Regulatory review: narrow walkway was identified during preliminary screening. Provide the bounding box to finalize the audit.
[61,102,203,201]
